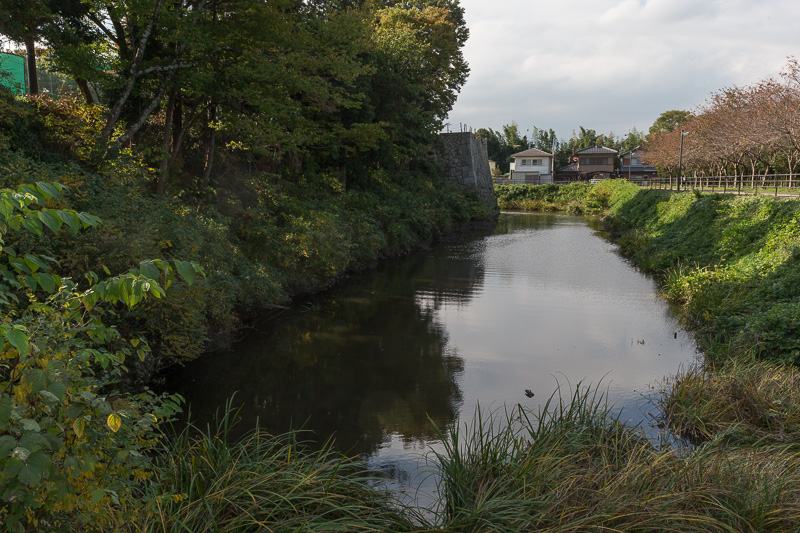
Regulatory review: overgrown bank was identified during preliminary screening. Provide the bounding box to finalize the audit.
[601,183,800,450]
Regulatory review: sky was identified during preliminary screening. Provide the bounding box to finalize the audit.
[445,0,800,141]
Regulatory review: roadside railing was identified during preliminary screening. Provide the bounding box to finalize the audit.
[648,174,800,196]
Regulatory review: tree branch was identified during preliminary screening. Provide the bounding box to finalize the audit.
[99,0,167,148]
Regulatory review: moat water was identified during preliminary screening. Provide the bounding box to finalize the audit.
[165,212,699,513]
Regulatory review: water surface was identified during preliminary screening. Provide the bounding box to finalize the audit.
[166,212,698,509]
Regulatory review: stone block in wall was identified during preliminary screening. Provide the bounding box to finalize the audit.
[435,132,498,213]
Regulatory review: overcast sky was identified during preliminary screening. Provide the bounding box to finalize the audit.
[446,0,799,141]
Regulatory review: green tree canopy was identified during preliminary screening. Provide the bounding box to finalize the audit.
[649,110,693,135]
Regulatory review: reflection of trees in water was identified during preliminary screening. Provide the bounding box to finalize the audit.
[167,236,489,456]
[493,212,564,235]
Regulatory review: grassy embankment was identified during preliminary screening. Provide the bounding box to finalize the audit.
[0,93,489,371]
[433,180,800,531]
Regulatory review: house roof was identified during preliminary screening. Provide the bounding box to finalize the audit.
[510,148,553,158]
[575,146,618,155]
[619,145,643,158]
[557,162,580,173]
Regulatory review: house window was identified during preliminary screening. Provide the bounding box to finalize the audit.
[520,159,543,166]
[582,157,610,166]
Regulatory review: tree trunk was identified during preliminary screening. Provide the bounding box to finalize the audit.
[76,79,94,104]
[24,37,38,95]
[156,90,177,195]
[172,92,182,149]
[202,106,216,187]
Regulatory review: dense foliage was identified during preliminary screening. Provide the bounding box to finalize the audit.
[0,179,200,531]
[0,0,485,366]
[0,0,471,192]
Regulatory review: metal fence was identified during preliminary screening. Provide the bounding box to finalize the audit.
[648,174,800,196]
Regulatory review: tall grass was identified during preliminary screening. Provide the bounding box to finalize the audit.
[136,400,421,533]
[663,357,800,446]
[431,384,800,532]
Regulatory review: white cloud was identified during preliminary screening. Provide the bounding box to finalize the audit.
[448,0,799,140]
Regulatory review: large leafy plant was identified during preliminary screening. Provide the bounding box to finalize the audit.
[0,182,202,531]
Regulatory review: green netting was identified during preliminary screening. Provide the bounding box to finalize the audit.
[0,53,26,95]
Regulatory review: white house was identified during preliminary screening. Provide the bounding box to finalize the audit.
[508,148,554,184]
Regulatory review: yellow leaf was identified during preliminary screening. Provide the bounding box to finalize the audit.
[107,413,122,433]
[73,417,85,439]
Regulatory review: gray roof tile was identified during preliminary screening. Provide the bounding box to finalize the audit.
[575,146,618,155]
[510,148,553,158]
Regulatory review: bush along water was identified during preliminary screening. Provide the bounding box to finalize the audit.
[0,182,201,531]
[495,179,638,215]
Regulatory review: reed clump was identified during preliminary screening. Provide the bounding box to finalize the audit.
[432,384,800,532]
[662,357,800,446]
[136,402,421,533]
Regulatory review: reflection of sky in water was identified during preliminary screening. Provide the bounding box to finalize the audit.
[366,213,699,512]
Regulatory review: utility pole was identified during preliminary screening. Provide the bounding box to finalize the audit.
[678,131,689,192]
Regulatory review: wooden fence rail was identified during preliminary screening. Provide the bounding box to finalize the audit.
[647,174,800,196]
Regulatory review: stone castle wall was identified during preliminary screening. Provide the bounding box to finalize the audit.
[438,132,498,213]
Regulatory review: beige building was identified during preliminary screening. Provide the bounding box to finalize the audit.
[556,146,618,182]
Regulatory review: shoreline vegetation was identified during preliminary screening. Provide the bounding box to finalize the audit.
[3,0,800,526]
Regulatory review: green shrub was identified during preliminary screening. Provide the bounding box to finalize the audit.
[0,183,200,531]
